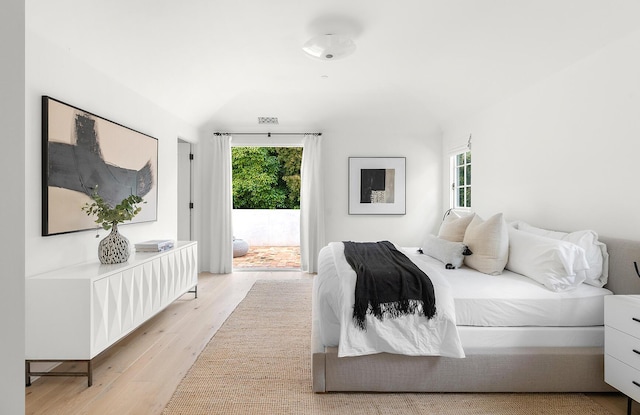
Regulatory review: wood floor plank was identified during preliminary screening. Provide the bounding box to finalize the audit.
[25,271,632,415]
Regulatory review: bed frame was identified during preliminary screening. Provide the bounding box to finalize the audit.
[312,236,640,393]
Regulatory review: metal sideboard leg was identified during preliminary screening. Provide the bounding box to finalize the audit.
[188,284,198,299]
[25,359,92,387]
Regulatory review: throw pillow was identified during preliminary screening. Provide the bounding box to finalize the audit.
[438,212,475,242]
[421,234,472,269]
[463,213,509,275]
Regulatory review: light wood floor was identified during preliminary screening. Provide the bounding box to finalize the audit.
[25,271,637,415]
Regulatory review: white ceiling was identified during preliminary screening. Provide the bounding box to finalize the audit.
[26,0,640,132]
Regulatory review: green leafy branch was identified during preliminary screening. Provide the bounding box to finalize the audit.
[81,187,145,230]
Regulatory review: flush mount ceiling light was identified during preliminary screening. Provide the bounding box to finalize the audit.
[302,34,356,61]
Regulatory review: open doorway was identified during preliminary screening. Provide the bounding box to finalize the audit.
[231,146,301,270]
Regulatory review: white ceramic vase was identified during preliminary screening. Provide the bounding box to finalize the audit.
[98,222,130,264]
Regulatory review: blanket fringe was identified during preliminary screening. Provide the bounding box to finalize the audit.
[353,299,436,331]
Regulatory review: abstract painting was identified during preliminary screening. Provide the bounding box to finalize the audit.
[42,96,158,236]
[348,157,406,215]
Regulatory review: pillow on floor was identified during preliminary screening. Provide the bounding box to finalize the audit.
[421,234,472,269]
[511,221,608,287]
[463,213,509,275]
[507,227,589,291]
[438,212,475,242]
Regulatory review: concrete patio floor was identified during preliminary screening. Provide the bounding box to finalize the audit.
[233,246,301,269]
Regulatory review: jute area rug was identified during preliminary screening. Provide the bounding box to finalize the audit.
[163,279,611,415]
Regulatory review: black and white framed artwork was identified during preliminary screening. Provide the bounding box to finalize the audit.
[42,96,159,236]
[348,157,406,215]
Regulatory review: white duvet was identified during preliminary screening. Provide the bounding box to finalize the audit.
[314,242,465,358]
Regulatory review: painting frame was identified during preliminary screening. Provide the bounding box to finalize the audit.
[348,157,406,215]
[42,96,159,236]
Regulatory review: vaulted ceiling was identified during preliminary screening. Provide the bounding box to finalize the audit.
[26,0,640,132]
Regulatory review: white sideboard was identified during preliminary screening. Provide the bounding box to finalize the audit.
[25,241,197,386]
[604,295,640,413]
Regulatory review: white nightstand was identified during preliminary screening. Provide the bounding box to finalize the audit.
[605,295,640,415]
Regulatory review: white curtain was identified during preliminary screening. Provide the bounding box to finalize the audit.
[300,134,325,273]
[200,134,233,273]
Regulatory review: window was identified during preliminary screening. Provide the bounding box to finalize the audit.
[451,150,471,209]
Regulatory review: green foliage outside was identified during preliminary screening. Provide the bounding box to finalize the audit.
[231,147,302,209]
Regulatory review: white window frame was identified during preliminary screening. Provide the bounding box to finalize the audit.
[449,148,471,210]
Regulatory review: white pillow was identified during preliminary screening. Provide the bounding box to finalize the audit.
[438,212,475,242]
[421,234,471,269]
[506,227,589,292]
[463,213,509,275]
[512,221,608,287]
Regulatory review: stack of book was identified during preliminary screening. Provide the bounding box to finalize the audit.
[135,239,175,252]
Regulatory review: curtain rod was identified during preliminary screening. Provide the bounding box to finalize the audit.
[214,132,321,137]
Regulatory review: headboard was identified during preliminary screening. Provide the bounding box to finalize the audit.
[600,236,640,295]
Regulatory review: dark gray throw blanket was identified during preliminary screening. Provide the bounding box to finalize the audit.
[343,241,437,330]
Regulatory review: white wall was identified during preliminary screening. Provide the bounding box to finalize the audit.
[323,124,443,247]
[233,209,300,246]
[0,1,25,413]
[25,32,198,276]
[442,29,640,239]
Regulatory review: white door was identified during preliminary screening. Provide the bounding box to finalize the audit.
[177,140,192,241]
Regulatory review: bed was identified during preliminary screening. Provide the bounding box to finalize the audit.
[311,221,640,393]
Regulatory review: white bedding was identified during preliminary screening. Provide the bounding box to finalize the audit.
[408,251,613,327]
[315,242,465,358]
[457,326,604,349]
[314,243,612,356]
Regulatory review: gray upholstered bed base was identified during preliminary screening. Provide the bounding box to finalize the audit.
[312,236,640,393]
